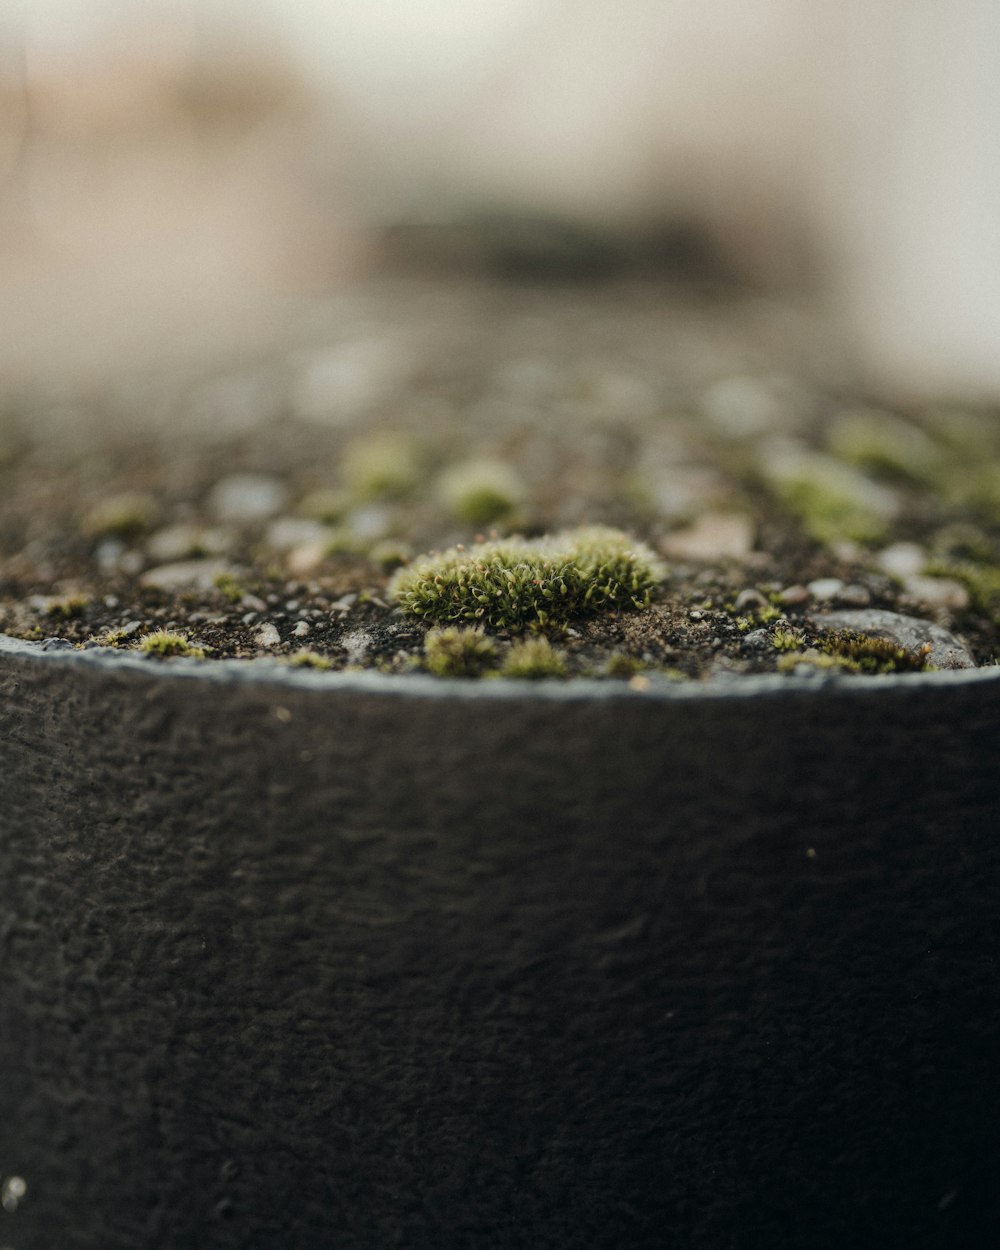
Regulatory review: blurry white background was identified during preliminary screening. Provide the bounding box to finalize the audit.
[1,0,998,394]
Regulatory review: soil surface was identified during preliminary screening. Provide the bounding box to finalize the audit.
[2,273,999,681]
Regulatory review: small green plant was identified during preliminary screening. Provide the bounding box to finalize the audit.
[500,637,568,679]
[389,526,664,631]
[436,458,527,527]
[213,572,244,604]
[604,651,645,678]
[816,629,932,674]
[341,432,421,501]
[82,492,158,540]
[286,649,333,670]
[96,628,133,648]
[761,448,896,545]
[137,630,205,659]
[44,595,89,619]
[771,627,804,652]
[826,408,938,483]
[423,626,499,677]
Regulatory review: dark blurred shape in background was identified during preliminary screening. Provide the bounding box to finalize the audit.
[1,1,998,397]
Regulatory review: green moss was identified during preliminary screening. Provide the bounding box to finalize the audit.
[286,649,333,670]
[423,626,499,677]
[389,526,665,632]
[826,408,939,483]
[499,637,568,679]
[213,572,244,604]
[298,488,349,523]
[137,630,205,659]
[771,627,804,652]
[816,629,932,674]
[96,628,132,648]
[367,538,413,570]
[44,595,89,620]
[604,651,645,678]
[762,448,896,545]
[436,458,527,527]
[82,492,158,541]
[341,432,421,501]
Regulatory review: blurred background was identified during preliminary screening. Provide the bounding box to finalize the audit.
[2,0,998,400]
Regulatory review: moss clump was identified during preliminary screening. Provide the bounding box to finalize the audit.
[436,458,527,527]
[761,446,897,545]
[389,526,664,632]
[826,408,939,483]
[44,595,89,620]
[604,651,645,678]
[137,630,205,659]
[817,629,932,674]
[213,572,245,604]
[341,432,421,501]
[771,626,804,652]
[95,627,133,648]
[286,649,332,670]
[500,637,568,679]
[423,626,499,677]
[82,492,158,541]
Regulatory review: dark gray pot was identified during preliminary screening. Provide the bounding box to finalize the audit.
[1,634,998,1249]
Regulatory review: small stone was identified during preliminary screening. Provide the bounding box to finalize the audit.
[810,609,975,669]
[660,513,754,561]
[208,474,288,524]
[286,541,329,578]
[836,584,872,607]
[147,523,234,563]
[733,588,768,612]
[807,578,844,601]
[742,628,772,650]
[95,538,126,575]
[902,576,970,611]
[779,584,810,606]
[40,637,75,651]
[292,620,311,638]
[139,559,235,593]
[877,542,927,579]
[346,504,392,542]
[254,623,282,649]
[265,518,329,553]
[700,376,792,436]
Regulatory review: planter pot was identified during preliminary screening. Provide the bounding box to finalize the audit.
[1,633,998,1249]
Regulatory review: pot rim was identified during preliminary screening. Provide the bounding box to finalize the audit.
[3,631,999,705]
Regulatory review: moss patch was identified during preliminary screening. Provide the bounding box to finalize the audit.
[389,526,664,632]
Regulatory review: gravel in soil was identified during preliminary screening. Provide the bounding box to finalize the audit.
[2,275,999,680]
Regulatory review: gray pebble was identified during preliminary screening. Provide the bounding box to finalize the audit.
[807,578,844,601]
[810,609,975,669]
[254,623,282,649]
[836,584,872,607]
[733,588,768,612]
[208,474,288,524]
[139,558,235,593]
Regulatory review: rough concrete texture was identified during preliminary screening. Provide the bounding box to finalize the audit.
[1,638,999,1249]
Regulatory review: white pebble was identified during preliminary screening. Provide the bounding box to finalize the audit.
[254,623,282,649]
[807,578,844,601]
[208,474,288,524]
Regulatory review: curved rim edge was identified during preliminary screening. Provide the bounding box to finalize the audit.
[3,631,999,704]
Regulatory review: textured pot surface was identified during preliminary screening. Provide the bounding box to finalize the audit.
[1,636,999,1249]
